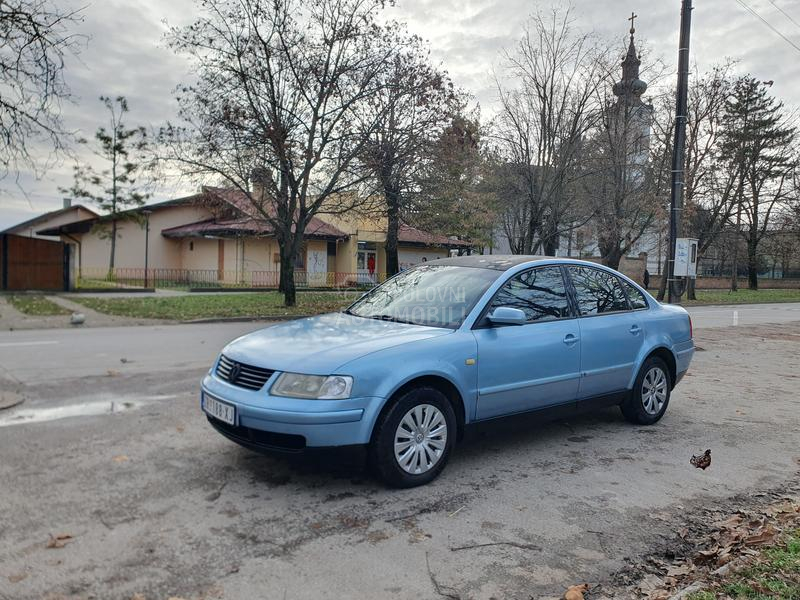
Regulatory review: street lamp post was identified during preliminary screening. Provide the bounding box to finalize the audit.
[142,209,152,289]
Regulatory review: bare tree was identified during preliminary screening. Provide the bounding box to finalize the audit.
[0,0,84,182]
[61,96,153,273]
[360,38,459,275]
[651,63,740,299]
[492,8,609,256]
[161,0,397,306]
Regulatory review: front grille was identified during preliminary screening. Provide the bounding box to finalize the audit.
[215,354,274,390]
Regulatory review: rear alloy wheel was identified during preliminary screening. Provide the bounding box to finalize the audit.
[371,387,456,487]
[621,356,672,425]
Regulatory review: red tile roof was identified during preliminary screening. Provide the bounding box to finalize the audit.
[161,216,348,240]
[397,223,471,247]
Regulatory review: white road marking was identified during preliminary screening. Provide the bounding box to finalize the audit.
[0,340,59,348]
[733,311,739,326]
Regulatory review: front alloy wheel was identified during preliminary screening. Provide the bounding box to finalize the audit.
[371,386,456,487]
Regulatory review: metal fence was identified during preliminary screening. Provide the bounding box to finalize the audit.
[76,268,388,291]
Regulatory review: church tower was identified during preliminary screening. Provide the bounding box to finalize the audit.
[610,13,654,177]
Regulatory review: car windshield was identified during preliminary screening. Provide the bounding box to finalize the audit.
[346,265,499,329]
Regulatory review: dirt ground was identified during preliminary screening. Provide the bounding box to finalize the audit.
[1,320,799,600]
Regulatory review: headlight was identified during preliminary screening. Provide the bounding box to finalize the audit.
[271,373,353,399]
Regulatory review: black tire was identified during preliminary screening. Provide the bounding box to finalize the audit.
[370,386,456,488]
[621,356,672,425]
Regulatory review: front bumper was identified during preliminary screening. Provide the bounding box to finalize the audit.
[201,373,384,449]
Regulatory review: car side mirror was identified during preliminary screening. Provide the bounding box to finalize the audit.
[487,306,526,326]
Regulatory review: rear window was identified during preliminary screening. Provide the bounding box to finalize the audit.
[567,266,629,315]
[620,279,648,309]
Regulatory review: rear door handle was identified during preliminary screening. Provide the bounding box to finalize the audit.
[629,325,641,335]
[563,333,579,346]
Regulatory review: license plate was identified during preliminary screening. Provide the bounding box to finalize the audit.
[203,393,236,426]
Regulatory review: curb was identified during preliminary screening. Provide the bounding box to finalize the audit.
[180,315,312,324]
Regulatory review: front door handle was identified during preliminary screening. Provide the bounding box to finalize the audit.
[629,325,641,335]
[563,333,579,346]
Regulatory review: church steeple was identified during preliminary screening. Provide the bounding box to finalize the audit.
[613,12,647,102]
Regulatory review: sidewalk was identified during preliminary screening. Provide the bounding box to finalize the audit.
[0,294,170,331]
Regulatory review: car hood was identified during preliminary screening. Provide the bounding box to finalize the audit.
[221,312,451,374]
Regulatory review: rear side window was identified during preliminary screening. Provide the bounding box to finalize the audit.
[620,279,648,309]
[567,266,629,315]
[489,266,571,323]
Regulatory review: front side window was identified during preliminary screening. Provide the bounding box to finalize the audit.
[568,266,629,315]
[488,266,571,323]
[347,265,499,329]
[620,279,648,309]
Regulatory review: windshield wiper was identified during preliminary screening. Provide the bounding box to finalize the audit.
[369,314,416,325]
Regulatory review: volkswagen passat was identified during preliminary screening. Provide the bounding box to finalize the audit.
[201,256,694,487]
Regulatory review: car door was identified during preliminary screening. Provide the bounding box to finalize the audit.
[565,265,644,399]
[472,266,581,420]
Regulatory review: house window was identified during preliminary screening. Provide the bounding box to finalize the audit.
[189,241,194,251]
[294,247,305,269]
[327,241,336,256]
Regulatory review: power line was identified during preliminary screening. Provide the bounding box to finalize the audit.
[765,0,800,32]
[733,0,800,54]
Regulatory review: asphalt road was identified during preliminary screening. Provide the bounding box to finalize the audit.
[1,304,799,599]
[1,302,798,386]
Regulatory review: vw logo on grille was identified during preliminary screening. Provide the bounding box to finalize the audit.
[228,363,242,383]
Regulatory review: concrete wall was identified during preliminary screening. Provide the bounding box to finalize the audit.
[398,247,448,270]
[649,275,800,291]
[582,253,648,285]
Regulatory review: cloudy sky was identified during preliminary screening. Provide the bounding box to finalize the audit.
[2,0,800,230]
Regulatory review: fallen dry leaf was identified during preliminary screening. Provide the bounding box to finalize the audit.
[112,455,129,463]
[666,563,693,577]
[46,533,73,549]
[176,424,185,433]
[130,594,146,600]
[694,546,720,563]
[563,583,589,600]
[7,573,28,583]
[744,525,777,546]
[637,574,666,594]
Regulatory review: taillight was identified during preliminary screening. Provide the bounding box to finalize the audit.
[688,315,693,339]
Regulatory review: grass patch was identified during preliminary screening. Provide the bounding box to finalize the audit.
[687,592,716,600]
[683,288,800,306]
[69,291,360,321]
[688,529,800,600]
[6,294,71,316]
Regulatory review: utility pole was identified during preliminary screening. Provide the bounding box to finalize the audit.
[667,0,693,304]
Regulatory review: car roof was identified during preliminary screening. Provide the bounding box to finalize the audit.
[427,254,593,271]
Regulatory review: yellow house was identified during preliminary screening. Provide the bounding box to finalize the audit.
[38,187,471,288]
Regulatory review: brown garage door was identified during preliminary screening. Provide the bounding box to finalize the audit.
[0,234,70,291]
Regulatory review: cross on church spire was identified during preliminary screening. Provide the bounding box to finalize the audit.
[628,12,637,36]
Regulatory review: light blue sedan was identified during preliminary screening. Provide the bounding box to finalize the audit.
[201,256,694,487]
